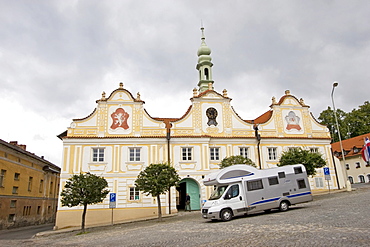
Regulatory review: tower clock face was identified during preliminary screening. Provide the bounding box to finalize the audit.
[206,107,218,126]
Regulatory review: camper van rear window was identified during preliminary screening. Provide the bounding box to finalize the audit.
[268,176,279,186]
[297,179,307,189]
[294,166,303,174]
[278,172,286,178]
[247,179,263,191]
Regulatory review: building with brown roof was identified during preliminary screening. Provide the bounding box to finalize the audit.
[0,139,60,229]
[332,133,370,183]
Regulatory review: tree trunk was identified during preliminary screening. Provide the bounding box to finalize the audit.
[81,203,88,232]
[157,194,162,221]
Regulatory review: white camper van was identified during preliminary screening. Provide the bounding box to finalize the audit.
[202,164,312,221]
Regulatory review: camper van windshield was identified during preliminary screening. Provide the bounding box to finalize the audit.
[209,185,228,200]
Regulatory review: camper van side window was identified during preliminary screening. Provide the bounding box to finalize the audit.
[278,172,286,178]
[268,176,279,186]
[247,179,263,191]
[294,166,303,174]
[225,184,239,199]
[297,179,307,189]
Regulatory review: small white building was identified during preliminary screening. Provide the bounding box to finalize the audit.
[55,28,342,229]
[332,133,370,184]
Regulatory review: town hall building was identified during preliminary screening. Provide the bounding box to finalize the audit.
[55,28,344,229]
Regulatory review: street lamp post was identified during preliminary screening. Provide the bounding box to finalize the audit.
[331,82,351,191]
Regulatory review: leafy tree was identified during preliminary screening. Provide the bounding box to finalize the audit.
[219,155,256,169]
[318,106,347,142]
[60,172,109,232]
[135,163,180,221]
[346,101,370,138]
[318,101,370,142]
[278,148,326,176]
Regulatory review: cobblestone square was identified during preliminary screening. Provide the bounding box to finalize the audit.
[2,185,370,247]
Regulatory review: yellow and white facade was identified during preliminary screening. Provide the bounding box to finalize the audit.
[55,28,342,229]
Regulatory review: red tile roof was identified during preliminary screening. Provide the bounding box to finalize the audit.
[331,133,370,158]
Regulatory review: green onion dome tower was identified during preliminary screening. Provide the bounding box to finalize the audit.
[196,27,214,93]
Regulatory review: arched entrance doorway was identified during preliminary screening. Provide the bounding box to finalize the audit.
[176,178,201,211]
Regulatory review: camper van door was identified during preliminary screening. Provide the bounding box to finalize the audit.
[223,183,245,212]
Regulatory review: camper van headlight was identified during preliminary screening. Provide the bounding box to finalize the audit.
[211,201,219,206]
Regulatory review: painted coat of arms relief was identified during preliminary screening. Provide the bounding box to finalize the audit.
[110,108,130,130]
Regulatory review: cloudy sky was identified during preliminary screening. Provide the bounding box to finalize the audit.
[1,0,369,167]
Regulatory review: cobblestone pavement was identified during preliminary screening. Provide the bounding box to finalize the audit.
[2,185,370,246]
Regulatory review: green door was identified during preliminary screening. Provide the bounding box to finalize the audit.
[183,178,200,210]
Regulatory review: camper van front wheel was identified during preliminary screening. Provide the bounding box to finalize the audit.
[220,209,233,221]
[279,201,289,212]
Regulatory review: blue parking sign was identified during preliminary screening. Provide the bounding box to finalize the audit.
[323,167,330,175]
[110,193,116,202]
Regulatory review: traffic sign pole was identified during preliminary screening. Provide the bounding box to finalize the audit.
[109,193,117,225]
[323,168,331,193]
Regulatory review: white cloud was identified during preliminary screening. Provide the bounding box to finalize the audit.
[1,0,369,165]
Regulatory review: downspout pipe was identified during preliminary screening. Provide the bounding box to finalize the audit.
[166,128,172,214]
[254,124,262,169]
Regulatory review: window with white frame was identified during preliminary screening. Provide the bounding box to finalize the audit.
[129,147,141,161]
[92,148,104,162]
[359,175,365,183]
[239,147,249,159]
[129,187,140,200]
[314,177,324,188]
[210,147,220,161]
[310,147,319,153]
[182,147,192,161]
[345,164,350,170]
[267,147,277,160]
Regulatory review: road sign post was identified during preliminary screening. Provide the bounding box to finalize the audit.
[109,193,116,225]
[323,168,331,193]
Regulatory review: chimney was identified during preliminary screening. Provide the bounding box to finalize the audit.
[10,141,18,145]
[19,144,27,151]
